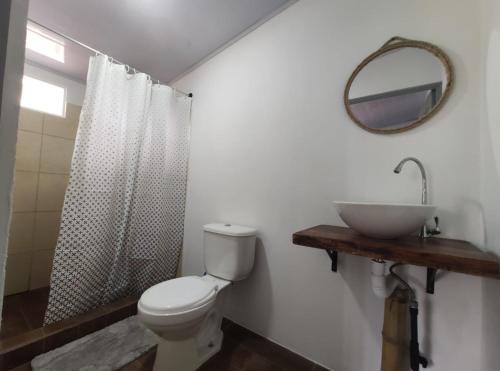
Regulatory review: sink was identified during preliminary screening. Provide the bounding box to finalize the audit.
[334,201,436,239]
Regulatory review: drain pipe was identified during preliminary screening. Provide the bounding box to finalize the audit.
[389,263,428,371]
[371,259,399,298]
[373,260,429,370]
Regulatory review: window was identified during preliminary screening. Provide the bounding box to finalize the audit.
[21,76,67,117]
[25,26,65,63]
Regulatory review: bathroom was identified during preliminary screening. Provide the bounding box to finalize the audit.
[0,0,499,370]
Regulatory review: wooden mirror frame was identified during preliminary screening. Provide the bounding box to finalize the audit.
[344,36,455,134]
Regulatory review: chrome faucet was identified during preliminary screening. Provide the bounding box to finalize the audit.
[393,157,439,238]
[393,157,427,205]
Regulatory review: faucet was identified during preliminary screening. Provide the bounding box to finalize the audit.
[393,157,427,204]
[393,157,439,238]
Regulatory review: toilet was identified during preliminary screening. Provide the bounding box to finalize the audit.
[138,223,257,371]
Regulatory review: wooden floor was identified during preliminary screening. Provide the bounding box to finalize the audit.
[118,348,156,371]
[0,288,49,341]
[9,318,330,371]
[120,319,329,371]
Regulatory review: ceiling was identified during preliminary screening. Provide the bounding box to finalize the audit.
[27,0,294,83]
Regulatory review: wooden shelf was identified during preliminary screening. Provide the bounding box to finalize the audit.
[293,225,500,279]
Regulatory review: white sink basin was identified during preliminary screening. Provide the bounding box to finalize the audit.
[334,201,436,239]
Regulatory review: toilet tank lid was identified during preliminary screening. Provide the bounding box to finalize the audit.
[203,223,257,237]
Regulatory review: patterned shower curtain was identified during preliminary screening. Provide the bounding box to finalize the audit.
[44,55,192,324]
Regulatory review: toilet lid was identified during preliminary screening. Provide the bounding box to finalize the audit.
[139,276,217,314]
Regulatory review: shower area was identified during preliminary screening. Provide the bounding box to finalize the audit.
[0,16,191,355]
[1,97,82,339]
[1,22,87,335]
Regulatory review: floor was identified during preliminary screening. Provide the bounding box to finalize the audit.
[120,319,329,371]
[0,288,49,341]
[11,318,329,371]
[0,294,139,370]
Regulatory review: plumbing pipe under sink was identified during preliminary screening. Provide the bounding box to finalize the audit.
[372,259,428,370]
[371,259,399,298]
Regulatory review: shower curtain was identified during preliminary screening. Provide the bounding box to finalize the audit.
[44,55,192,324]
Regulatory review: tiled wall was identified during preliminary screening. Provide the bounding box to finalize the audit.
[4,104,81,295]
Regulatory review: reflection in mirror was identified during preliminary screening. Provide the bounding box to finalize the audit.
[345,38,453,134]
[349,82,442,130]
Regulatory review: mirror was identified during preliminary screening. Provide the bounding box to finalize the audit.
[344,37,454,134]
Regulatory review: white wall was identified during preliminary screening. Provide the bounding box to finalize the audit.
[480,0,500,256]
[175,1,493,370]
[479,0,500,370]
[23,62,86,106]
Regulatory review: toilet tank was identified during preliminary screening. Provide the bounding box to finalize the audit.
[203,223,257,281]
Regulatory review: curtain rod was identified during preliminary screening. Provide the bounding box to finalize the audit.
[27,18,193,98]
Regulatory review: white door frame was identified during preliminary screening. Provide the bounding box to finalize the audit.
[0,0,28,324]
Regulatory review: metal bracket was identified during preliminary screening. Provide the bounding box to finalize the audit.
[326,250,338,272]
[426,268,437,294]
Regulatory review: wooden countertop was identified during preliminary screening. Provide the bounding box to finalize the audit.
[293,225,500,279]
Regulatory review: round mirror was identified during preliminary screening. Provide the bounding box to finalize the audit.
[344,37,454,134]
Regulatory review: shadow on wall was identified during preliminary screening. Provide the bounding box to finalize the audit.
[481,277,500,371]
[223,237,274,337]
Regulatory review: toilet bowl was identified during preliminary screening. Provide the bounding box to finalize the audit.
[138,275,228,341]
[138,223,257,371]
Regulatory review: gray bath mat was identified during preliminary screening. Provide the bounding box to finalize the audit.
[31,316,159,371]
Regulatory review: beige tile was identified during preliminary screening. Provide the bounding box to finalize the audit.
[36,173,69,211]
[8,212,35,253]
[5,251,32,295]
[40,135,75,174]
[18,108,43,133]
[33,211,61,250]
[29,249,55,290]
[15,130,42,171]
[12,171,38,212]
[43,104,81,139]
[67,103,82,121]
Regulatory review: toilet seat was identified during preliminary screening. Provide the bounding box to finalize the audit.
[140,276,217,315]
[138,276,220,340]
[139,276,217,315]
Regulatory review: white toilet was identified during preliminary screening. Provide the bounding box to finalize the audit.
[138,223,257,371]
